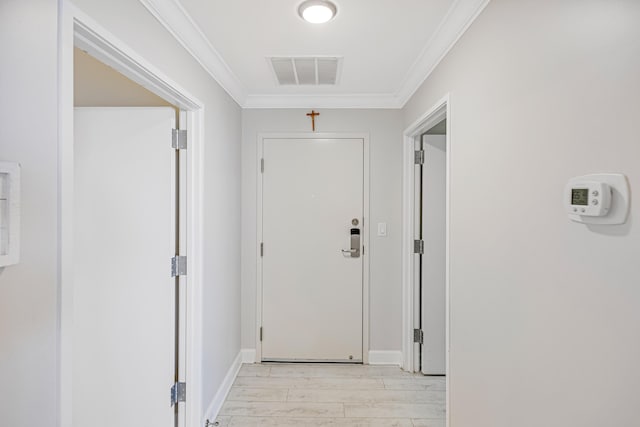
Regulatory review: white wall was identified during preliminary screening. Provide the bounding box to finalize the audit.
[0,1,59,425]
[0,0,242,424]
[241,109,404,354]
[403,0,640,425]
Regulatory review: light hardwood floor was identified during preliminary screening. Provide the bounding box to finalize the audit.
[212,363,445,427]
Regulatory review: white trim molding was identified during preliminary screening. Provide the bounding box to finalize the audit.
[137,0,490,109]
[203,351,243,424]
[241,349,257,364]
[243,93,403,110]
[401,94,451,427]
[368,351,403,366]
[139,0,247,106]
[402,95,450,371]
[395,0,490,106]
[58,3,205,426]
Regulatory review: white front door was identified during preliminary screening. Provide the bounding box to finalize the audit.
[73,107,179,426]
[261,137,364,362]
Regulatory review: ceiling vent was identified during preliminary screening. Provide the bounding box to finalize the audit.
[269,57,341,86]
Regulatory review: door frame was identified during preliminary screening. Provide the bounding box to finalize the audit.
[255,132,370,364]
[401,95,451,424]
[58,3,205,427]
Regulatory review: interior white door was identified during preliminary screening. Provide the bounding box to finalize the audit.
[421,134,447,375]
[73,107,177,426]
[262,138,364,362]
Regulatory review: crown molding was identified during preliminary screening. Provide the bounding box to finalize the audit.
[243,93,403,109]
[140,0,490,109]
[394,0,491,106]
[139,0,247,106]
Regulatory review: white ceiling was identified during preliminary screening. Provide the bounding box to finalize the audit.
[140,0,490,108]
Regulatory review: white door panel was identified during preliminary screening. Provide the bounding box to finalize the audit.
[421,134,447,375]
[73,107,176,426]
[262,138,363,362]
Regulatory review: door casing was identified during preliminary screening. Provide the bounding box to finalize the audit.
[255,132,370,364]
[401,94,451,426]
[58,4,205,426]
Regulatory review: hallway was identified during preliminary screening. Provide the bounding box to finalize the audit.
[215,363,445,426]
[4,1,640,426]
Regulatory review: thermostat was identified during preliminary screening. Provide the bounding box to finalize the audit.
[565,174,629,225]
[565,181,611,217]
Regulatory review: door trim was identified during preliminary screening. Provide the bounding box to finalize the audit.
[58,3,205,426]
[255,132,370,364]
[401,95,451,426]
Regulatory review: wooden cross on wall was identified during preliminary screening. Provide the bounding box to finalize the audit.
[306,110,320,132]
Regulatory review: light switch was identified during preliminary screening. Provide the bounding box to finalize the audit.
[377,222,387,237]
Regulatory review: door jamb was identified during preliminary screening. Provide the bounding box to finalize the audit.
[255,132,370,364]
[401,94,451,426]
[58,3,205,426]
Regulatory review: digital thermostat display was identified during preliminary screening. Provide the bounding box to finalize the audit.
[571,188,589,206]
[564,179,611,218]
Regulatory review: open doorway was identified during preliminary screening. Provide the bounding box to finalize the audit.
[73,47,187,427]
[415,120,447,376]
[59,10,205,426]
[402,95,450,425]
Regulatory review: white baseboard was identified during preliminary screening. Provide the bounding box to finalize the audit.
[241,348,256,364]
[203,351,243,423]
[368,350,402,366]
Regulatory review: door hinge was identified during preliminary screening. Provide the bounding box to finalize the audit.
[414,150,425,165]
[260,242,264,257]
[172,129,187,150]
[414,329,424,344]
[261,158,264,173]
[171,255,187,277]
[414,239,424,254]
[170,381,186,406]
[260,327,263,342]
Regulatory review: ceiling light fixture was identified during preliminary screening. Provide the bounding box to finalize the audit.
[298,0,337,24]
